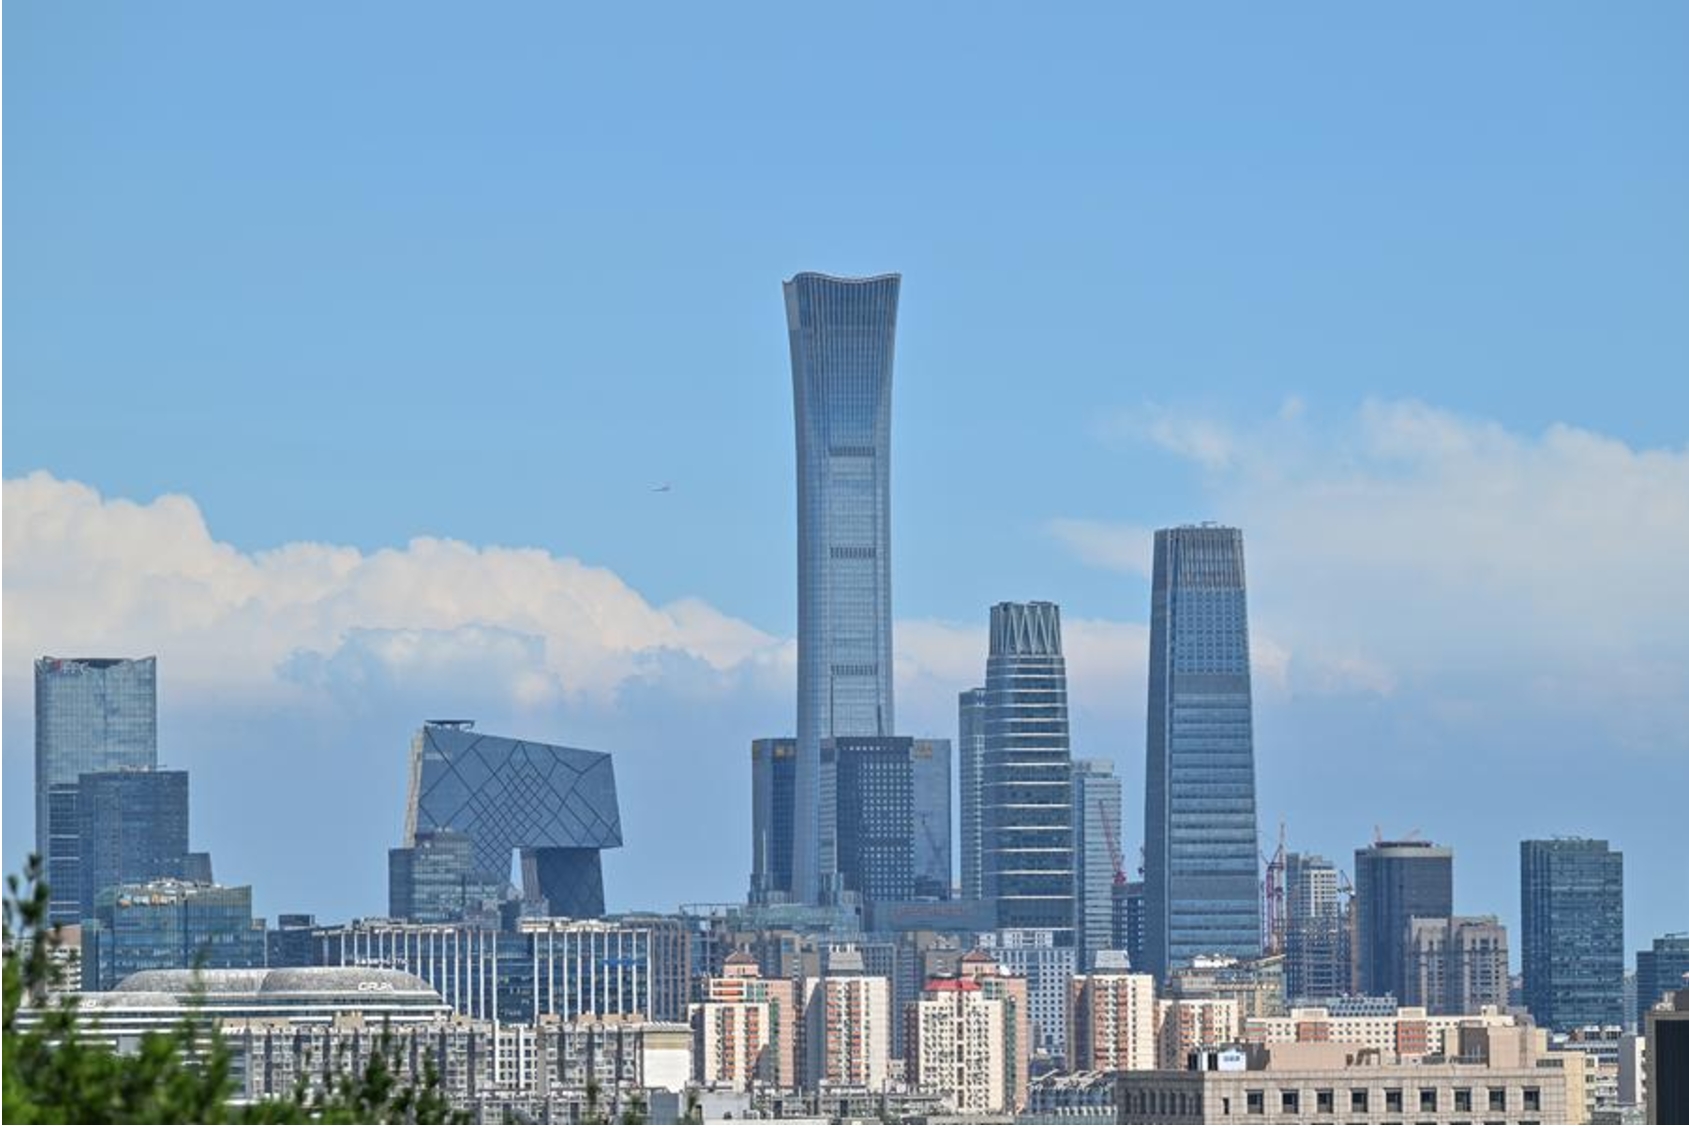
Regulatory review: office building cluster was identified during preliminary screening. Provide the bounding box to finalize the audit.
[26,272,1678,1124]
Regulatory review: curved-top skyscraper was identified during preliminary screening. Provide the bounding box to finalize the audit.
[1143,525,1262,979]
[786,271,899,904]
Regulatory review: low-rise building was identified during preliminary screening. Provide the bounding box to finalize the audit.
[1243,1003,1517,1061]
[1118,1025,1580,1125]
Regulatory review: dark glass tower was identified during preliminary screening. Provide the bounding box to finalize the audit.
[76,769,191,918]
[982,601,1074,941]
[830,736,915,904]
[1143,526,1262,979]
[787,272,900,904]
[1353,840,1454,999]
[1521,838,1625,1031]
[35,657,158,925]
[958,688,987,901]
[749,737,798,901]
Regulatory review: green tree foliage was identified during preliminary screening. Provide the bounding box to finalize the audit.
[3,856,466,1124]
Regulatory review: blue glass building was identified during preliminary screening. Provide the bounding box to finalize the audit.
[76,769,191,919]
[911,738,953,900]
[1521,837,1625,1031]
[403,721,622,919]
[84,879,265,990]
[749,737,798,902]
[982,601,1074,942]
[958,688,987,901]
[1143,526,1262,979]
[1072,758,1123,970]
[35,656,158,924]
[829,736,915,904]
[786,271,899,904]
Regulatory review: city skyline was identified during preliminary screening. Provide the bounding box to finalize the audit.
[5,3,1688,959]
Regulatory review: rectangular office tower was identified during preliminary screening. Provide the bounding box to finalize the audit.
[1142,527,1262,980]
[982,601,1074,942]
[787,272,900,904]
[958,688,987,901]
[76,769,191,919]
[749,737,798,902]
[1521,838,1625,1031]
[35,657,159,925]
[910,738,953,900]
[1072,759,1123,971]
[1353,839,1454,999]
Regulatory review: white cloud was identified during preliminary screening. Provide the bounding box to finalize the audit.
[1044,518,1153,577]
[1,471,786,713]
[1059,398,1689,731]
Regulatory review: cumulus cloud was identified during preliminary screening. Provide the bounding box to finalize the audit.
[1059,398,1689,732]
[2,471,786,713]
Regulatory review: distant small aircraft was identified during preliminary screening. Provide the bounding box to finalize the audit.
[651,483,672,493]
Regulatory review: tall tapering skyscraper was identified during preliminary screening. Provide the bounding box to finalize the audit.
[35,656,159,925]
[982,601,1074,941]
[787,271,900,904]
[1143,526,1262,980]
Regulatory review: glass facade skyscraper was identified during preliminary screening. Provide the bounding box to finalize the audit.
[1142,526,1262,979]
[982,601,1074,941]
[76,769,191,919]
[84,879,264,990]
[35,656,159,924]
[910,738,953,900]
[787,271,899,904]
[958,688,987,902]
[830,736,915,904]
[749,737,798,902]
[403,721,622,919]
[1072,758,1123,970]
[1521,837,1625,1031]
[1353,840,1454,999]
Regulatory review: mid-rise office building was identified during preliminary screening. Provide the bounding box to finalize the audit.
[788,271,900,905]
[1284,852,1346,1004]
[1143,527,1262,980]
[35,656,158,925]
[981,601,1074,940]
[1521,838,1624,1031]
[1067,952,1157,1073]
[1353,840,1453,999]
[388,829,506,924]
[906,978,1009,1115]
[75,768,192,919]
[1402,916,1510,1016]
[749,737,797,902]
[265,913,319,969]
[1168,953,1287,1020]
[1072,758,1123,971]
[403,721,623,919]
[82,879,264,990]
[1637,932,1689,1030]
[958,688,987,901]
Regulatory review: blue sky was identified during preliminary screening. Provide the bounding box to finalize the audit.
[5,4,1687,957]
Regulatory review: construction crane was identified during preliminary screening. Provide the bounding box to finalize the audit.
[1262,821,1287,957]
[1099,800,1127,888]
